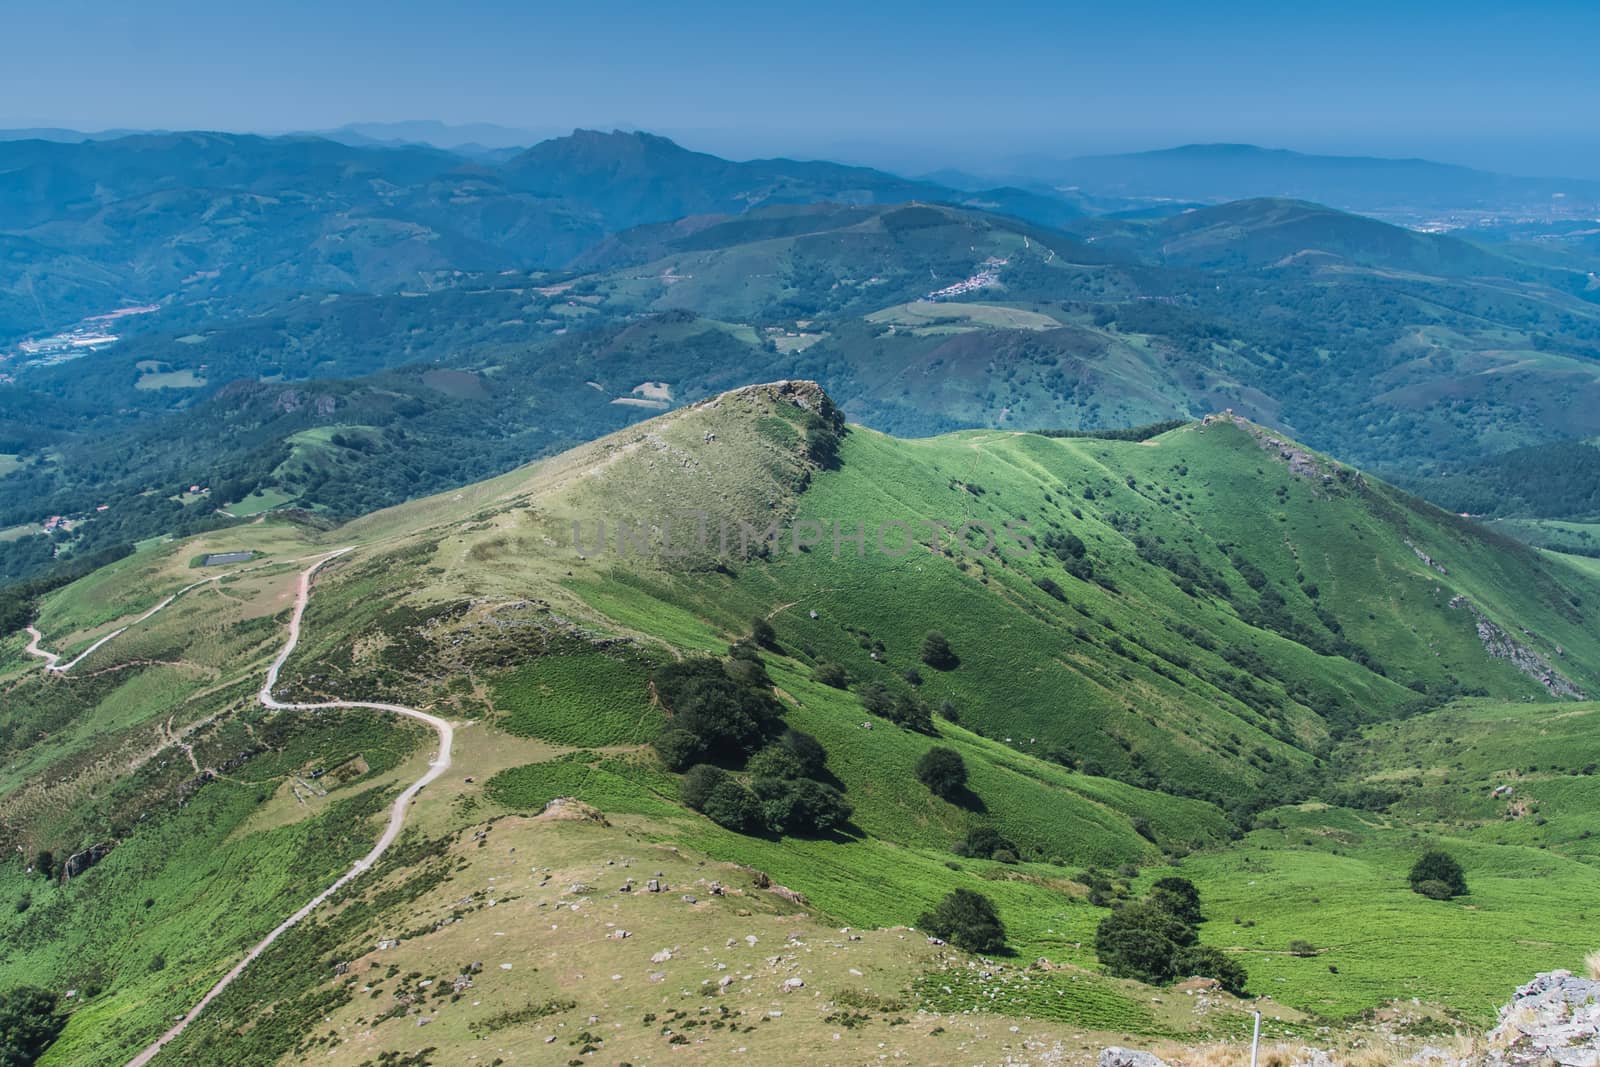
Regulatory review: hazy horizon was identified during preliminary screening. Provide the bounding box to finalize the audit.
[7,0,1600,179]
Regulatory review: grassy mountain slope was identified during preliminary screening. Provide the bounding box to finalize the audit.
[4,383,1598,1063]
[1142,198,1513,274]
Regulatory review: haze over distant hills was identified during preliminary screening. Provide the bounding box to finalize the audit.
[1012,143,1600,217]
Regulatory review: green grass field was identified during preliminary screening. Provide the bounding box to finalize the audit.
[492,649,663,745]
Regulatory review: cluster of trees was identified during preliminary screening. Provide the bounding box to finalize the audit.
[1414,440,1600,521]
[658,633,850,837]
[857,682,933,731]
[1033,419,1190,443]
[651,647,787,770]
[1093,877,1247,994]
[679,732,851,835]
[1042,529,1096,582]
[1408,849,1467,900]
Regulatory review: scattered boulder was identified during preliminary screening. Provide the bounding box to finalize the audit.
[769,884,809,906]
[1099,1050,1171,1067]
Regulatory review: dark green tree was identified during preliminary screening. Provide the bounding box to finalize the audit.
[0,986,65,1067]
[1408,849,1467,897]
[812,662,849,688]
[889,692,933,732]
[750,617,778,649]
[920,631,958,669]
[701,781,760,831]
[679,764,727,811]
[752,776,852,834]
[654,729,703,772]
[1148,876,1204,925]
[916,747,968,799]
[777,729,828,778]
[746,745,804,781]
[919,889,1006,953]
[955,825,1016,860]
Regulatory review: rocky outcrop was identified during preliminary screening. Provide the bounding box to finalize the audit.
[1407,540,1449,575]
[1449,596,1585,699]
[1483,970,1599,1065]
[538,797,609,825]
[59,842,114,883]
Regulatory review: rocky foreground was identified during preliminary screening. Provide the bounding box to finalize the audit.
[1483,971,1600,1067]
[1101,970,1598,1067]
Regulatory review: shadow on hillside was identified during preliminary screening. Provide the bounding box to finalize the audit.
[946,786,988,813]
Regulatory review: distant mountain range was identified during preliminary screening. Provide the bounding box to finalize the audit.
[4,125,1600,584]
[0,128,1088,340]
[1014,143,1600,215]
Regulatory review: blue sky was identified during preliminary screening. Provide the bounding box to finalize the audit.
[5,0,1599,176]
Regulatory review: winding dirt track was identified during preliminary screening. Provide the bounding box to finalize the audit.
[24,575,222,673]
[21,548,455,1067]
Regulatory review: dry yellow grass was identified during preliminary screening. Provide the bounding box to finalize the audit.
[1151,1034,1477,1066]
[1587,949,1600,980]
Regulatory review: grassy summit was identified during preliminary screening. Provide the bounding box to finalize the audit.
[2,382,1598,1063]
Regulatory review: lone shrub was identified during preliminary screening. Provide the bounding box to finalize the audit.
[955,825,1016,860]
